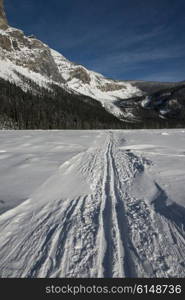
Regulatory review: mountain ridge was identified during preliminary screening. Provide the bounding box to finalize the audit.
[0,0,185,129]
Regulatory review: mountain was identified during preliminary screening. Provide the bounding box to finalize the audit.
[0,0,185,129]
[115,84,185,128]
[125,80,183,93]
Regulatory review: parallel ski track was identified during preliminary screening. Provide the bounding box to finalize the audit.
[0,131,185,278]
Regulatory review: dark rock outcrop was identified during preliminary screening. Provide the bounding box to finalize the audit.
[115,84,185,127]
[0,27,63,83]
[0,0,63,82]
[0,0,8,29]
[69,67,91,84]
[99,82,124,92]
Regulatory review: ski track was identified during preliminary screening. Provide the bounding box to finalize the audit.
[0,131,185,278]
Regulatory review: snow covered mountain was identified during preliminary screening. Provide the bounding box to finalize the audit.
[0,0,185,128]
[116,84,185,127]
[0,0,141,119]
[50,49,142,116]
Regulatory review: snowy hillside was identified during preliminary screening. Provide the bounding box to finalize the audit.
[0,0,185,126]
[0,57,55,91]
[0,130,185,278]
[0,25,142,118]
[50,49,142,116]
[0,0,142,119]
[1,24,185,125]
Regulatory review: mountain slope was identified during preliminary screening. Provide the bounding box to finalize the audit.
[0,0,141,120]
[50,49,142,116]
[115,84,185,127]
[0,27,141,117]
[0,0,185,128]
[126,80,184,93]
[0,77,125,129]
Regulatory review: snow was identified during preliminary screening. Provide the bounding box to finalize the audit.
[0,58,53,91]
[50,48,143,117]
[1,27,143,119]
[160,108,170,115]
[0,129,185,278]
[141,96,151,107]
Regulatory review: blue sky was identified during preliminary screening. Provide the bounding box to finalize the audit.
[5,0,185,82]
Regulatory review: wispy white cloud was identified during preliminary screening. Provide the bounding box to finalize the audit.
[141,69,185,82]
[5,0,185,82]
[87,43,185,73]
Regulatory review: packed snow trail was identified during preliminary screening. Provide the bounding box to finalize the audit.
[0,131,185,278]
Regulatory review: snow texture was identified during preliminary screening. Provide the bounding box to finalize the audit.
[0,129,185,278]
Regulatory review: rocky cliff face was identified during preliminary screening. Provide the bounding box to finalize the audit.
[0,1,142,118]
[0,27,64,82]
[2,0,184,127]
[115,84,185,125]
[0,0,8,29]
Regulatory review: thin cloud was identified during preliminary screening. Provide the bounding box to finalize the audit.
[141,70,185,82]
[5,0,185,82]
[87,44,185,73]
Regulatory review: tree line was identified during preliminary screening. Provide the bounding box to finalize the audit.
[0,78,184,130]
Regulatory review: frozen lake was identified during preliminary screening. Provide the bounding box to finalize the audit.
[0,129,185,277]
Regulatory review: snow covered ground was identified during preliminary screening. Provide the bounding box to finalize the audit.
[0,129,185,278]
